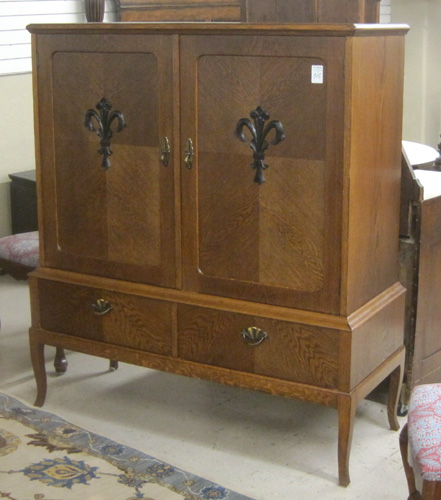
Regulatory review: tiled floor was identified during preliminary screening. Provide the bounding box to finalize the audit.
[0,274,409,499]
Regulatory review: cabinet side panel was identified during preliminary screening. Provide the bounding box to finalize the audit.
[349,287,405,389]
[345,35,405,314]
[413,197,441,385]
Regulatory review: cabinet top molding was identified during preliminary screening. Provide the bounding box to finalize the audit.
[26,22,410,37]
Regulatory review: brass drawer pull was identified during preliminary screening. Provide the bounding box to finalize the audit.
[91,298,113,316]
[241,326,268,346]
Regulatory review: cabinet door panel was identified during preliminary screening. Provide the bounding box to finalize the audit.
[181,35,344,312]
[36,35,177,287]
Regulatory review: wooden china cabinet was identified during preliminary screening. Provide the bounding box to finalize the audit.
[240,0,381,23]
[27,22,408,486]
[116,0,381,23]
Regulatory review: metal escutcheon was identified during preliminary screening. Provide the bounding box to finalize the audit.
[91,298,113,316]
[184,138,195,169]
[241,326,268,346]
[161,137,171,167]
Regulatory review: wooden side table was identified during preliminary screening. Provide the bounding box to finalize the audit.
[8,170,38,234]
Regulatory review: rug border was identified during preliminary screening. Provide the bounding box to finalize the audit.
[0,392,256,500]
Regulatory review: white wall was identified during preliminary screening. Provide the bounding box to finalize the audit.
[392,0,441,148]
[0,73,34,236]
[0,73,34,182]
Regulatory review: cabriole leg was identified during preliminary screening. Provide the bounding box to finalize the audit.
[388,361,404,431]
[337,393,357,487]
[29,335,47,407]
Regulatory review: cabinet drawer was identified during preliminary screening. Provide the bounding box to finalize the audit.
[38,280,173,355]
[178,305,339,388]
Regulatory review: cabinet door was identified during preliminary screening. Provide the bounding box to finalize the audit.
[180,35,345,313]
[35,34,178,287]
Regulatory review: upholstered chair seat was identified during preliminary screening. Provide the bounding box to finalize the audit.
[0,231,39,280]
[400,384,441,499]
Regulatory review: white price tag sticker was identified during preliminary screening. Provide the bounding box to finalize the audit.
[311,65,324,84]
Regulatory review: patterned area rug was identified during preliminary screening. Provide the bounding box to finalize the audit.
[0,393,255,500]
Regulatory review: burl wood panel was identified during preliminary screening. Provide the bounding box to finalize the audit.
[34,34,178,288]
[180,34,345,313]
[178,304,339,388]
[38,279,173,355]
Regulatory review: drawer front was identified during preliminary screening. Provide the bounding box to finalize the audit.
[38,280,173,355]
[178,305,339,388]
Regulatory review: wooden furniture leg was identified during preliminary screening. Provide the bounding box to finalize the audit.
[338,348,405,486]
[54,347,67,374]
[29,333,47,407]
[399,424,422,500]
[387,362,403,431]
[337,394,356,487]
[30,332,117,406]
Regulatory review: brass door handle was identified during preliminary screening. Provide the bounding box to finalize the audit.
[184,138,194,169]
[241,327,268,346]
[91,298,113,316]
[161,136,171,167]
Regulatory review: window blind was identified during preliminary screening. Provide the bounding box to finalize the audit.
[379,0,391,24]
[0,0,115,76]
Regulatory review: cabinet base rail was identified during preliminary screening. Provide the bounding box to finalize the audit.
[29,327,404,487]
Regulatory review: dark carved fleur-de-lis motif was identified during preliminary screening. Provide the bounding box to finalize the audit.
[235,106,286,184]
[84,97,127,169]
